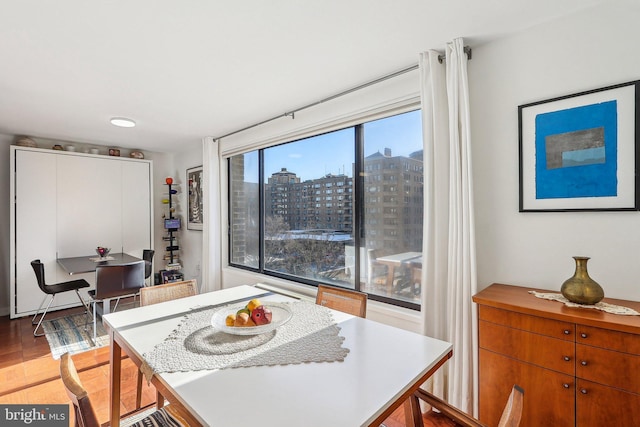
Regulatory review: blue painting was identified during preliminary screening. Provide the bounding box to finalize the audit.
[535,100,617,199]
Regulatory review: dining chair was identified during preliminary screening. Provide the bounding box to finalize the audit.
[142,249,155,283]
[87,261,145,341]
[136,279,198,410]
[316,284,367,318]
[410,266,422,296]
[60,352,187,427]
[409,384,524,427]
[367,248,388,286]
[30,259,91,337]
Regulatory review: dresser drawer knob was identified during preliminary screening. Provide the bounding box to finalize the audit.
[580,332,588,339]
[563,329,571,335]
[563,383,570,389]
[581,360,588,366]
[563,356,571,362]
[580,388,588,394]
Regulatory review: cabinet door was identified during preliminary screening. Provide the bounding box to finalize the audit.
[576,379,640,426]
[479,349,575,427]
[576,344,640,393]
[56,155,123,257]
[122,161,152,256]
[14,150,57,315]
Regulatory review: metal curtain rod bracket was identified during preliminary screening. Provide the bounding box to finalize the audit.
[438,45,472,64]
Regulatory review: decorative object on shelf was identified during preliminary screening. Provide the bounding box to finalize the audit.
[187,165,203,230]
[519,80,639,212]
[95,246,111,259]
[16,136,37,148]
[165,177,173,185]
[66,145,76,152]
[52,144,63,150]
[130,150,144,159]
[560,256,604,304]
[108,148,121,156]
[90,148,99,154]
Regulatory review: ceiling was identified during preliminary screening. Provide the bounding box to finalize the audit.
[0,0,609,154]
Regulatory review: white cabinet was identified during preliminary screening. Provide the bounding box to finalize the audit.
[10,147,153,318]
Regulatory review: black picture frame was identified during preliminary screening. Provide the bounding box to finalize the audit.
[519,80,640,212]
[186,166,203,230]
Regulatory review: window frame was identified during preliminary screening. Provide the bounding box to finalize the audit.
[227,111,421,311]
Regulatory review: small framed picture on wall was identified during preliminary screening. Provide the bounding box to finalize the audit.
[187,166,203,230]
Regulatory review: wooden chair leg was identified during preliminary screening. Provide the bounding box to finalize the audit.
[405,395,424,427]
[135,369,143,409]
[156,391,164,409]
[136,369,164,410]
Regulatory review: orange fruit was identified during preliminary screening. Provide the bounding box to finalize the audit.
[225,314,236,326]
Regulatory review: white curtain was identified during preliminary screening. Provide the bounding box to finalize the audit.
[202,137,223,292]
[419,37,478,414]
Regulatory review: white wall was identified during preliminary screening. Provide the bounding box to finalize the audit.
[219,1,640,323]
[472,1,640,300]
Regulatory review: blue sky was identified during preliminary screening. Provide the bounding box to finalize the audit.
[245,109,422,183]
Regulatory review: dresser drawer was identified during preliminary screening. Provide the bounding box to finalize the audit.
[480,320,575,375]
[576,379,640,427]
[479,305,574,340]
[576,344,640,393]
[576,325,640,355]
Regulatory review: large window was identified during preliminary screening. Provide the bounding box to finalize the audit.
[229,110,423,309]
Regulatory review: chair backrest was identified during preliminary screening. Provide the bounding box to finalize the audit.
[30,259,48,292]
[59,352,100,427]
[140,279,198,306]
[94,261,145,299]
[142,249,154,279]
[414,384,524,427]
[316,284,367,318]
[497,385,524,427]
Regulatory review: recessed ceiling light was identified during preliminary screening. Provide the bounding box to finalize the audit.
[110,117,136,128]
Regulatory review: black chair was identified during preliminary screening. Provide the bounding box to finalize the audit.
[87,261,145,340]
[143,249,155,282]
[31,259,91,337]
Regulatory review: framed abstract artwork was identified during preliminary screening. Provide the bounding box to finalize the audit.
[187,166,203,230]
[519,80,640,212]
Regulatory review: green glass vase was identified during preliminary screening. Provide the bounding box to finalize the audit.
[561,256,604,305]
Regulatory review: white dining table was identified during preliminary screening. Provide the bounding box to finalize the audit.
[103,285,452,427]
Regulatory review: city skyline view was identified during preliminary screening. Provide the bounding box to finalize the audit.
[244,109,422,183]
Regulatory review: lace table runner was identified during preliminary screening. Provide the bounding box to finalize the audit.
[141,300,349,381]
[529,291,640,315]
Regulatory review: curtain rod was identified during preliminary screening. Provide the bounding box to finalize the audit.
[214,46,471,141]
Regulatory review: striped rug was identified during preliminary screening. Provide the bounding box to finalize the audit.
[42,313,109,359]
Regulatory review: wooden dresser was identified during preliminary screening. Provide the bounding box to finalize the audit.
[473,283,640,427]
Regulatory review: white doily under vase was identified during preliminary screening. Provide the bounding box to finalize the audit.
[529,291,640,316]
